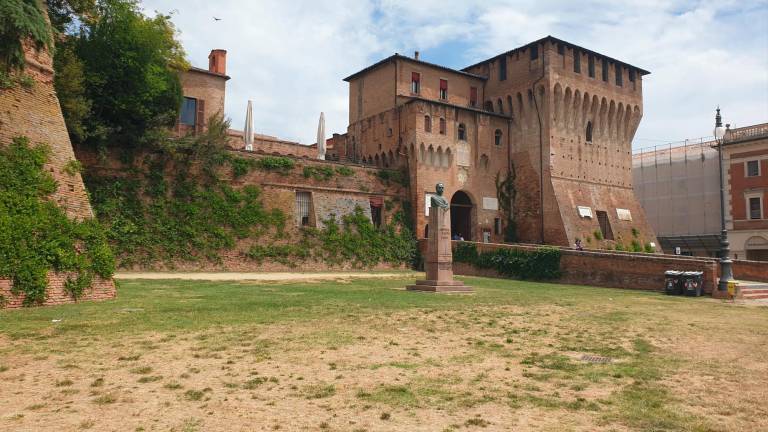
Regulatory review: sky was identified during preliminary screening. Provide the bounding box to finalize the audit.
[141,0,768,149]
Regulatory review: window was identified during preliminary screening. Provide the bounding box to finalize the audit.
[494,129,503,146]
[370,199,382,228]
[530,45,539,60]
[596,210,614,240]
[749,196,763,220]
[586,121,593,142]
[180,97,197,126]
[588,54,595,78]
[411,72,420,94]
[424,115,431,132]
[629,69,636,82]
[494,218,501,235]
[439,79,448,100]
[439,118,446,134]
[573,50,581,73]
[499,56,507,81]
[615,65,623,86]
[557,43,564,55]
[497,99,504,114]
[484,101,494,112]
[747,160,760,177]
[458,123,466,141]
[470,86,478,107]
[602,58,609,82]
[295,191,312,227]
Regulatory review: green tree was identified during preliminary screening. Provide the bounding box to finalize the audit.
[53,39,91,142]
[71,0,187,148]
[0,0,51,72]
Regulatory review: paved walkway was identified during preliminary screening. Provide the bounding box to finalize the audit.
[114,271,419,281]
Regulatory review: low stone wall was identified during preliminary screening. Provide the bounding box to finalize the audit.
[731,260,768,283]
[1,275,116,309]
[441,241,719,293]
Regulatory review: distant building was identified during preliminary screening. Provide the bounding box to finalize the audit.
[632,122,768,261]
[175,49,229,135]
[722,123,768,261]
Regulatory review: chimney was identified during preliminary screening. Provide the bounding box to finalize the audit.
[414,51,420,60]
[208,49,227,75]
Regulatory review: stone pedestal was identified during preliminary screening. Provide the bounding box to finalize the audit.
[407,207,472,293]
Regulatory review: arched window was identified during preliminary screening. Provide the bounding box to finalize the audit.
[586,121,593,142]
[494,129,503,146]
[424,115,431,132]
[497,99,504,114]
[458,123,466,141]
[484,101,494,112]
[439,118,446,135]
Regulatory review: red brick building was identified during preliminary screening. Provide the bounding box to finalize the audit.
[723,123,768,261]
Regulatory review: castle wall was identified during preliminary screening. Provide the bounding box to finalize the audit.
[0,40,116,309]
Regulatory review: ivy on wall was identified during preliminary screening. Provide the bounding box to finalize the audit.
[495,166,517,242]
[0,137,115,305]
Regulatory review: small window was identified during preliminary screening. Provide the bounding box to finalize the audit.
[439,79,448,100]
[484,101,494,112]
[494,218,501,235]
[602,58,609,82]
[588,54,595,78]
[494,129,503,146]
[586,121,593,142]
[596,210,614,240]
[629,69,636,82]
[747,160,760,177]
[458,123,466,141]
[439,118,446,135]
[530,45,539,60]
[295,191,312,227]
[180,97,197,126]
[615,65,623,86]
[424,115,431,133]
[749,196,762,220]
[370,200,382,228]
[497,99,504,114]
[557,43,564,55]
[573,50,581,73]
[411,72,420,94]
[470,86,478,107]
[499,56,507,81]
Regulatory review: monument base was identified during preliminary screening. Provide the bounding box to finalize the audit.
[406,279,473,293]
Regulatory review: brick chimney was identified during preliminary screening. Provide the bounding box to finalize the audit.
[208,49,227,75]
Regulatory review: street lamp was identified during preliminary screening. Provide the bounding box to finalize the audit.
[714,107,735,291]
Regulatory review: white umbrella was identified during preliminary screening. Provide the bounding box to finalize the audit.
[317,112,326,160]
[244,100,254,151]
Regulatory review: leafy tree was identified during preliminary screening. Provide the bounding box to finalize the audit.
[56,0,188,148]
[0,0,52,72]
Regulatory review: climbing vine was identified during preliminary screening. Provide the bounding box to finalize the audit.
[0,137,115,305]
[453,242,561,280]
[0,0,52,72]
[495,164,517,242]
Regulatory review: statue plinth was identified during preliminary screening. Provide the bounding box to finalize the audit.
[407,207,472,293]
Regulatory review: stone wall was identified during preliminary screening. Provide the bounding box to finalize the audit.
[0,39,117,309]
[78,146,410,272]
[441,241,719,293]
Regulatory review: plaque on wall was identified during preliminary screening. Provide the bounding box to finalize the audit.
[616,208,632,221]
[482,197,499,210]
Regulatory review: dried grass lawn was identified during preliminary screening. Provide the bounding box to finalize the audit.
[1,276,766,432]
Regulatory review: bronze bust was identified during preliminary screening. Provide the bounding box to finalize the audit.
[430,183,449,209]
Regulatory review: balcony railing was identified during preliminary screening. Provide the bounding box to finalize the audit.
[725,123,768,143]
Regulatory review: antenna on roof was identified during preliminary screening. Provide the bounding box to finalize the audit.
[414,51,420,60]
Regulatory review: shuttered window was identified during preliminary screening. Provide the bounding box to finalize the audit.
[470,87,477,107]
[411,72,420,94]
[439,79,448,100]
[180,97,197,126]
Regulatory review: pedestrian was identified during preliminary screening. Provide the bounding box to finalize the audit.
[575,239,583,251]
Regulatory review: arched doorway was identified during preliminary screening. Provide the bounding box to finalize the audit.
[450,191,473,241]
[745,235,768,261]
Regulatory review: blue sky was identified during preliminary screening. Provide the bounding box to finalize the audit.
[142,0,768,148]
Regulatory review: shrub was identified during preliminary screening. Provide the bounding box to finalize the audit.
[254,156,295,173]
[594,230,603,241]
[631,227,640,238]
[630,239,643,253]
[335,166,354,177]
[644,242,656,253]
[452,243,561,280]
[0,137,115,305]
[376,169,408,186]
[303,165,334,181]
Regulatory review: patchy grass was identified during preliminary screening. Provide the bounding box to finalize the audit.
[0,276,766,431]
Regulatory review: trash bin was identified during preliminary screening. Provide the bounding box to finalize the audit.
[682,271,704,297]
[664,270,683,295]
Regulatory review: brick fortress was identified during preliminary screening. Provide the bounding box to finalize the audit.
[212,36,659,249]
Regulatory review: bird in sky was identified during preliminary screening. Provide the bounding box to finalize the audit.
[213,16,222,21]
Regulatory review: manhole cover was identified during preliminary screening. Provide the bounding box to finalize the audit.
[580,354,613,364]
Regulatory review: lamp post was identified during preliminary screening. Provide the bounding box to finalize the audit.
[714,107,735,291]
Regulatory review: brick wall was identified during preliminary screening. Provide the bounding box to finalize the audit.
[731,260,768,283]
[0,275,115,309]
[0,38,117,309]
[442,241,719,293]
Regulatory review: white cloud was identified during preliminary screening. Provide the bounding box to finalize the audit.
[141,0,768,147]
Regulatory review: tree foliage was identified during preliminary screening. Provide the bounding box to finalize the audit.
[0,0,52,71]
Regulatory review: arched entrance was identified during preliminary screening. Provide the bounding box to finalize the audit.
[745,236,768,261]
[450,191,473,241]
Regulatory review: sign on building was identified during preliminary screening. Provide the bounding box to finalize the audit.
[616,208,632,221]
[457,142,470,167]
[482,197,499,210]
[577,206,593,218]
